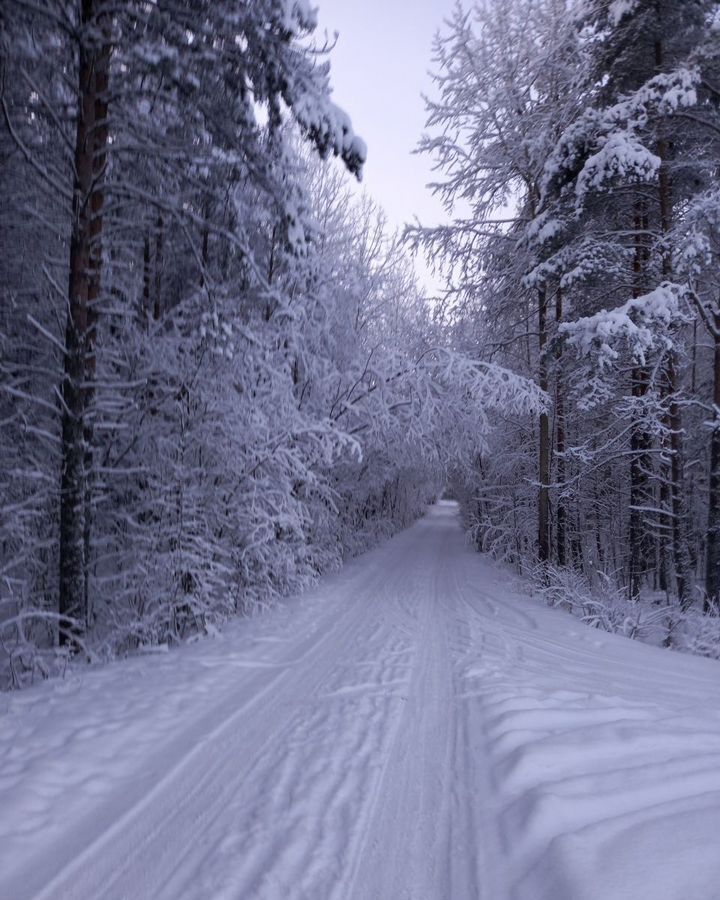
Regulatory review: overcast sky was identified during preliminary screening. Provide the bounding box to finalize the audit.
[316,0,454,236]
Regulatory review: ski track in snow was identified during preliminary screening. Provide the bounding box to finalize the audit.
[3,502,720,899]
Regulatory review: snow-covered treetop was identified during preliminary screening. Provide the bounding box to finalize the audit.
[116,0,366,181]
[542,67,700,207]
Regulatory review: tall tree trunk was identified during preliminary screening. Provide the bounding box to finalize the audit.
[706,324,720,611]
[667,352,692,609]
[142,232,151,321]
[59,0,109,644]
[83,28,109,630]
[555,285,566,567]
[656,63,691,607]
[629,371,653,599]
[154,214,164,320]
[268,224,278,285]
[200,195,210,287]
[629,199,653,599]
[538,286,550,563]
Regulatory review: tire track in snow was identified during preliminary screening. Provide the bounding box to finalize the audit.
[28,527,428,900]
[337,532,455,900]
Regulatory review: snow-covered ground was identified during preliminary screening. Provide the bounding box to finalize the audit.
[2,501,720,900]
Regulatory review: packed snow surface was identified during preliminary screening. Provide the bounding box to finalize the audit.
[3,502,720,900]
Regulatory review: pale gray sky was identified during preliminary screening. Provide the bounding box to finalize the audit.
[316,0,454,236]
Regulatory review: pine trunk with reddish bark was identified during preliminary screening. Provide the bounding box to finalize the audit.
[58,0,110,643]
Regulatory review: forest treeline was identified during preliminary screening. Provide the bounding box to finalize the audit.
[414,0,720,643]
[4,0,720,688]
[0,0,539,687]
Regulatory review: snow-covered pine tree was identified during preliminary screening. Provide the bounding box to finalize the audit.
[550,0,713,605]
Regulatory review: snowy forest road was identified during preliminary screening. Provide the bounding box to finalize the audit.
[4,502,720,900]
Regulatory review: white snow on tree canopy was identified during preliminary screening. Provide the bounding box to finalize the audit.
[281,0,319,32]
[289,85,367,177]
[608,0,641,26]
[524,211,563,247]
[560,283,686,369]
[543,68,699,204]
[576,132,660,203]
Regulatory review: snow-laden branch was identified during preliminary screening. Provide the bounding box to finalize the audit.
[560,282,688,368]
[543,67,700,208]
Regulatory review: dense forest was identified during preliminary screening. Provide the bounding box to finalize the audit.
[2,0,720,688]
[419,0,720,651]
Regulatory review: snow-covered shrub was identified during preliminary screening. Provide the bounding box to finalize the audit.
[527,563,720,661]
[671,610,720,660]
[529,563,674,644]
[0,613,72,690]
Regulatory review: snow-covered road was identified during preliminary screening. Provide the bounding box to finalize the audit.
[3,502,720,900]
